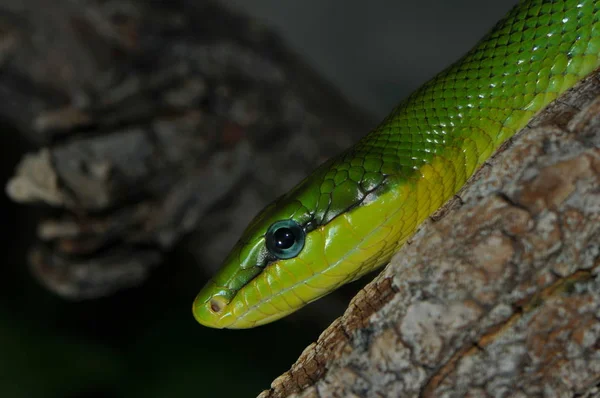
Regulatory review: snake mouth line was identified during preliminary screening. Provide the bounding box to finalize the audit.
[228,186,413,328]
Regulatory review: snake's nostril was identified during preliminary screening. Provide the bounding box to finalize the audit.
[210,297,226,313]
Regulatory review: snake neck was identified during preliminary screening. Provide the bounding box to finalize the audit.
[304,0,600,231]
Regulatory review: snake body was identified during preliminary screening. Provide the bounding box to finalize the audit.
[194,0,600,328]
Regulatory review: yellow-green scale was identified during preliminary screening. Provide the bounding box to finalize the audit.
[193,0,600,329]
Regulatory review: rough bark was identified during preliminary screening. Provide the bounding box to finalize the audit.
[258,73,600,397]
[2,0,373,302]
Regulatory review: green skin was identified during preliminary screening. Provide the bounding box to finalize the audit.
[194,0,600,329]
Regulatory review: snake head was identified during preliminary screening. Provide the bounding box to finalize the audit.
[192,174,322,329]
[192,153,397,328]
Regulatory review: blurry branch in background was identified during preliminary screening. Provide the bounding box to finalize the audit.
[259,73,600,397]
[1,0,373,303]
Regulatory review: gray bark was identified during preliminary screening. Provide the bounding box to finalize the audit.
[258,72,600,397]
[2,0,374,302]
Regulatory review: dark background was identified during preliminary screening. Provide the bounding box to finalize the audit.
[0,1,515,397]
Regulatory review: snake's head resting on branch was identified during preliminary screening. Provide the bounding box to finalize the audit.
[194,0,600,330]
[192,154,396,329]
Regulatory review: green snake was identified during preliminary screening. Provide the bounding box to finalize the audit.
[193,0,600,329]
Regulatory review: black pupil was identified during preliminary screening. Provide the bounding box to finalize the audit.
[273,228,295,249]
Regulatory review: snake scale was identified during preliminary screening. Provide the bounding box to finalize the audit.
[193,0,600,329]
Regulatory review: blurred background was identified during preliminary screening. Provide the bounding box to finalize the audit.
[0,0,515,397]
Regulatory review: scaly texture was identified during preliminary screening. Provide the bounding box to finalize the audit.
[193,0,600,329]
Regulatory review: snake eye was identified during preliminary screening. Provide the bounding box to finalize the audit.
[265,220,305,259]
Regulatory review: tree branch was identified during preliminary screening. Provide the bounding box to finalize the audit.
[259,72,600,397]
[2,0,374,301]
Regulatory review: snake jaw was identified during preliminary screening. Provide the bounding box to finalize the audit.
[192,278,297,329]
